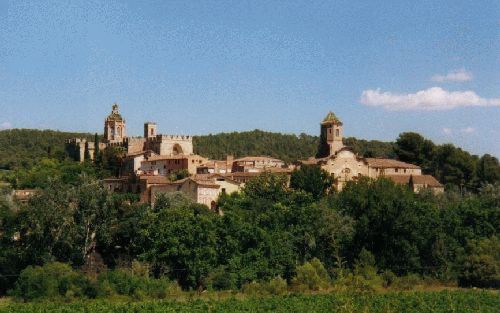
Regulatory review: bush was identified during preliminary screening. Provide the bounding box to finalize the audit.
[459,236,500,288]
[265,276,288,295]
[241,281,264,296]
[10,262,94,301]
[97,267,180,299]
[380,270,397,288]
[292,258,331,291]
[393,273,422,290]
[335,249,383,292]
[206,266,237,291]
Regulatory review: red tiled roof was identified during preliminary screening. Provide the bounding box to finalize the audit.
[233,156,284,163]
[365,158,420,169]
[139,175,170,184]
[385,174,442,187]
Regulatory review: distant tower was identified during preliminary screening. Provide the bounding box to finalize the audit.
[144,122,157,139]
[104,103,126,143]
[316,111,344,158]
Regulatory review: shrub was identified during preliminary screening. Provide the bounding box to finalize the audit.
[265,276,288,295]
[206,266,237,291]
[380,270,397,288]
[241,281,265,296]
[393,273,422,290]
[97,267,180,299]
[459,236,500,288]
[335,249,382,292]
[9,262,94,301]
[292,258,331,291]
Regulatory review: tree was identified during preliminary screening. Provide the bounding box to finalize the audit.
[459,236,500,288]
[290,165,334,199]
[394,132,435,171]
[432,144,475,190]
[334,177,441,275]
[476,154,500,185]
[139,193,219,289]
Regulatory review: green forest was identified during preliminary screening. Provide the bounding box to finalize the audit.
[0,128,499,309]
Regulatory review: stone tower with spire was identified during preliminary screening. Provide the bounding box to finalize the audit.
[316,111,344,158]
[104,103,126,143]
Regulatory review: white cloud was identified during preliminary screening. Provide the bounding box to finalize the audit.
[461,127,475,134]
[431,68,473,82]
[0,121,12,129]
[360,87,500,111]
[442,127,453,135]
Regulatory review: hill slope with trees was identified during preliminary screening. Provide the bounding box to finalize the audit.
[1,128,498,190]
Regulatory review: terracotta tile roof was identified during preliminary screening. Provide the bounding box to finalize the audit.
[233,156,284,163]
[365,158,420,169]
[385,174,443,187]
[170,177,219,188]
[145,154,206,162]
[139,175,170,184]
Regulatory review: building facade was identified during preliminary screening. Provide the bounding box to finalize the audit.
[66,104,194,162]
[299,112,443,193]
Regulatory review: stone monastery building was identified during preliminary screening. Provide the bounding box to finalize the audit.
[298,112,443,192]
[66,103,194,162]
[66,104,443,211]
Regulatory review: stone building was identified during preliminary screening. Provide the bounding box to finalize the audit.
[149,175,242,212]
[66,104,194,162]
[298,112,443,193]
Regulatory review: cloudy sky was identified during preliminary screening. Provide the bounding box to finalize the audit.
[0,1,499,156]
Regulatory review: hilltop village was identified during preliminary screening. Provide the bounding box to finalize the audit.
[66,104,443,209]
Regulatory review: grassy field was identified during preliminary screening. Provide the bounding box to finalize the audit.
[1,290,498,313]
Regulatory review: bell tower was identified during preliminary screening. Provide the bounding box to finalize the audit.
[316,111,344,158]
[104,103,126,143]
[144,122,157,139]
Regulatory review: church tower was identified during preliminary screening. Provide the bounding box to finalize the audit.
[104,103,126,143]
[316,111,344,158]
[144,122,157,139]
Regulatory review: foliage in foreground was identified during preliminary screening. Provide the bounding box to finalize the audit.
[2,291,499,313]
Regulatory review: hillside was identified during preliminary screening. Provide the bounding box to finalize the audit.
[0,128,396,169]
[0,129,94,170]
[193,129,395,163]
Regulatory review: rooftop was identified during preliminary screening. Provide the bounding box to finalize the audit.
[385,174,443,187]
[321,111,342,125]
[365,158,421,169]
[106,103,124,121]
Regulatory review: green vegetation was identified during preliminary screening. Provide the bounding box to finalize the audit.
[2,128,498,191]
[1,172,498,299]
[193,129,395,163]
[0,129,94,170]
[0,128,498,308]
[1,291,499,313]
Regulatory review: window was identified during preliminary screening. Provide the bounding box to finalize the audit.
[336,129,339,136]
[221,188,226,194]
[395,168,399,173]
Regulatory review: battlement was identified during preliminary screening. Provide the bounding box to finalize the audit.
[65,138,87,144]
[150,134,193,142]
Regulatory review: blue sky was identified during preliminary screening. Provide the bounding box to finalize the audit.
[0,0,499,156]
